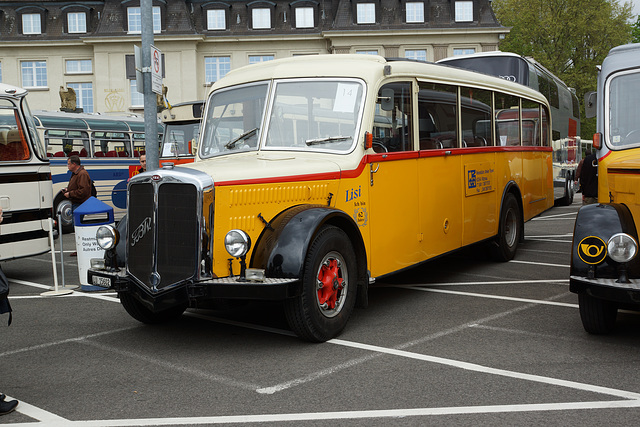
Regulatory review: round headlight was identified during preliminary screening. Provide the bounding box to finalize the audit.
[96,225,119,250]
[607,233,638,263]
[224,229,251,258]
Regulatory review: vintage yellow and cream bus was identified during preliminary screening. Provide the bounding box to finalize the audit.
[158,100,203,166]
[570,43,640,334]
[89,55,554,341]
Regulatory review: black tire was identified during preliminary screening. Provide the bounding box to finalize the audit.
[556,178,574,206]
[119,292,187,324]
[578,292,617,334]
[284,225,357,342]
[491,193,521,262]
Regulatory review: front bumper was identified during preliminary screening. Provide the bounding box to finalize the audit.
[88,268,300,307]
[570,275,640,305]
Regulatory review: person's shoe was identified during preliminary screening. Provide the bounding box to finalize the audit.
[0,396,18,415]
[70,251,77,257]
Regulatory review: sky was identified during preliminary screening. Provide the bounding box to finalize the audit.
[631,0,640,17]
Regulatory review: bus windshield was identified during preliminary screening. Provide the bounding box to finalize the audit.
[607,70,640,148]
[21,97,47,161]
[200,79,365,157]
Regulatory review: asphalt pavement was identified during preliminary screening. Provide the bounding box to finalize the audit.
[2,196,640,426]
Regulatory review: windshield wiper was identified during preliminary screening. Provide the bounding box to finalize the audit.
[305,135,352,146]
[225,127,258,149]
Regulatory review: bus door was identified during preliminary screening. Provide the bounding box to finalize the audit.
[367,82,421,276]
[416,82,462,256]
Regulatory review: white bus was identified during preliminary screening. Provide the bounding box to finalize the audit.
[33,110,163,231]
[0,83,54,260]
[439,51,581,205]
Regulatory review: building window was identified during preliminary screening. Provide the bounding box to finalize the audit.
[130,80,144,107]
[66,59,92,74]
[207,9,226,30]
[453,48,475,56]
[356,50,378,55]
[252,8,271,29]
[406,2,424,23]
[67,12,87,33]
[67,83,94,113]
[455,1,473,22]
[21,61,47,87]
[22,13,42,35]
[249,55,274,64]
[204,57,231,84]
[356,3,375,24]
[295,7,314,28]
[128,6,161,34]
[405,49,427,61]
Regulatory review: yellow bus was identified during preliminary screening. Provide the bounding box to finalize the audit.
[570,43,640,334]
[89,55,554,341]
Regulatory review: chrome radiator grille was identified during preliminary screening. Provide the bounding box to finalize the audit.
[127,181,199,291]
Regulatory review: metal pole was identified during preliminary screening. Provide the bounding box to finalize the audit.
[141,0,158,171]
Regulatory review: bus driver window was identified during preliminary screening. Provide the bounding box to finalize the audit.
[374,82,413,152]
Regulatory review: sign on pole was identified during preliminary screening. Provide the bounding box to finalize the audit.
[151,44,162,95]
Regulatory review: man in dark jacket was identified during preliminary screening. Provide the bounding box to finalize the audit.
[579,150,598,205]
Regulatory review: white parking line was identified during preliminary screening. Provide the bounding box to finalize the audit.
[509,259,570,268]
[8,400,640,426]
[405,287,577,308]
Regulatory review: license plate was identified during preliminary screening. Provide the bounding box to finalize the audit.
[91,275,112,288]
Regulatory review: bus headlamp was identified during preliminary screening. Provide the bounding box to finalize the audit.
[96,225,119,251]
[607,233,637,263]
[224,229,251,258]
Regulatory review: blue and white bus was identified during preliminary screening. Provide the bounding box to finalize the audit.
[33,110,163,231]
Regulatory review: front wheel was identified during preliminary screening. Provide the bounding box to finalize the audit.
[578,293,617,334]
[119,292,187,324]
[490,193,521,262]
[284,225,357,342]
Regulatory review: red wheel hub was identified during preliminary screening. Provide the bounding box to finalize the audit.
[317,259,343,310]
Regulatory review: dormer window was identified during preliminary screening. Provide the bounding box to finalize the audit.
[67,12,87,33]
[127,6,161,33]
[252,8,271,29]
[22,13,42,35]
[207,9,226,30]
[406,2,424,23]
[454,1,473,22]
[295,7,314,28]
[356,3,375,24]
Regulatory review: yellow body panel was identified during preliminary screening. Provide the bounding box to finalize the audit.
[599,150,640,222]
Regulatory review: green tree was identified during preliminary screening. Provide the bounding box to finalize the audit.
[492,0,634,138]
[632,15,640,42]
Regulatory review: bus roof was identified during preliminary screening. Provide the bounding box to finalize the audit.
[0,82,27,98]
[33,110,163,133]
[601,43,640,80]
[208,54,548,106]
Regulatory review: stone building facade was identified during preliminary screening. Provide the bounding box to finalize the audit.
[0,0,507,114]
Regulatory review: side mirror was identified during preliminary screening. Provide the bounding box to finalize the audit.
[380,88,394,112]
[585,91,597,119]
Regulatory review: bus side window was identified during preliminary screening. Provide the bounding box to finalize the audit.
[375,82,413,152]
[521,99,541,146]
[417,82,457,150]
[495,93,521,146]
[461,86,493,147]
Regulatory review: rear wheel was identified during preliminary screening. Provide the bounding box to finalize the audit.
[284,225,357,342]
[578,293,617,334]
[490,193,521,262]
[119,292,187,324]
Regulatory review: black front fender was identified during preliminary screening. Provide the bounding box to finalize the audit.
[571,203,639,279]
[250,205,363,280]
